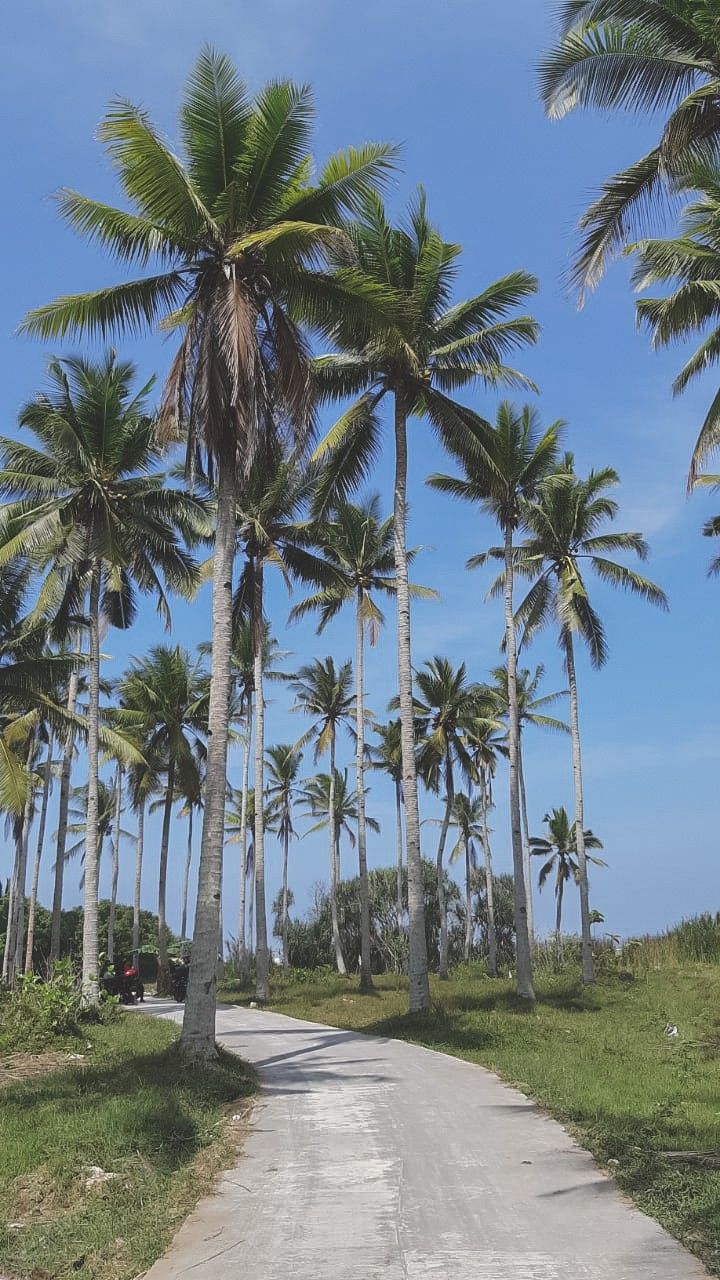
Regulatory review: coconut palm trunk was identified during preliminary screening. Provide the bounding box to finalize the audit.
[181,805,193,941]
[355,598,373,991]
[4,785,33,987]
[107,764,122,965]
[564,629,594,984]
[181,455,236,1059]
[50,668,79,967]
[556,874,565,942]
[156,759,176,994]
[237,700,252,978]
[24,739,53,973]
[328,732,347,975]
[435,758,453,980]
[281,825,290,972]
[393,395,430,1012]
[81,563,102,1004]
[518,744,535,948]
[479,769,498,977]
[464,835,473,962]
[503,525,535,1000]
[395,780,404,927]
[133,799,144,971]
[253,565,270,1003]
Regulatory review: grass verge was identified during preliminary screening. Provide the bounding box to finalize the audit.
[220,964,720,1275]
[0,1011,255,1280]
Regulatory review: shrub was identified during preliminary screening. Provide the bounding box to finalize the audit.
[0,960,82,1051]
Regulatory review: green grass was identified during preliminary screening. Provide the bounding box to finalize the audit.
[0,1012,255,1280]
[220,964,720,1275]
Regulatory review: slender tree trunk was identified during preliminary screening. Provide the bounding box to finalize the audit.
[395,780,404,927]
[133,799,144,971]
[181,452,236,1059]
[479,769,498,977]
[4,777,33,987]
[436,757,453,980]
[355,598,373,991]
[50,668,79,968]
[556,874,564,942]
[281,828,289,972]
[156,761,175,994]
[564,630,594,984]
[3,845,16,984]
[24,740,53,973]
[181,806,193,941]
[248,865,254,957]
[107,763,122,965]
[253,564,270,1003]
[518,742,535,949]
[464,837,473,962]
[328,733,347,975]
[393,393,430,1012]
[81,563,102,1005]
[503,524,535,1000]
[237,700,252,980]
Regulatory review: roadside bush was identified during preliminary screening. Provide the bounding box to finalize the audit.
[0,961,82,1051]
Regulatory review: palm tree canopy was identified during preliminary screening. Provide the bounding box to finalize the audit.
[265,742,303,844]
[0,353,209,633]
[290,655,355,760]
[113,645,208,797]
[446,791,484,867]
[20,49,398,474]
[530,805,605,890]
[300,768,380,845]
[488,663,569,737]
[539,0,720,296]
[312,192,540,488]
[370,717,404,786]
[409,657,496,792]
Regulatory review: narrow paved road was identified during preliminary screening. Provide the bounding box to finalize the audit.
[143,1001,707,1279]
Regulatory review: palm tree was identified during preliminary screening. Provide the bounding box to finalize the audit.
[23,736,55,974]
[0,354,202,1001]
[465,719,506,977]
[178,755,205,942]
[265,744,303,970]
[65,777,122,900]
[290,496,432,990]
[291,657,355,975]
[126,754,158,970]
[513,458,667,981]
[428,402,561,999]
[446,792,486,962]
[20,48,396,1058]
[301,770,380,936]
[114,645,207,992]
[370,718,405,925]
[488,663,569,945]
[531,807,605,940]
[234,446,333,1001]
[539,1,720,297]
[107,762,123,965]
[412,658,484,979]
[313,193,539,1012]
[226,786,257,957]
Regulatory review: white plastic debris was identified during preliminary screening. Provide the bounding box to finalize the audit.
[664,1023,679,1038]
[83,1166,118,1190]
[249,1001,257,1009]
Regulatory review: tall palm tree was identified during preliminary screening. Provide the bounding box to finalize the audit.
[225,786,257,957]
[234,446,332,1000]
[0,354,202,1001]
[446,792,485,963]
[513,458,667,981]
[23,738,54,974]
[412,658,484,979]
[370,718,405,925]
[65,777,121,895]
[20,48,396,1058]
[301,769,380,929]
[531,807,605,940]
[465,719,505,977]
[539,1,720,297]
[126,753,159,970]
[107,762,123,965]
[114,645,207,992]
[291,657,355,975]
[265,743,303,971]
[313,193,539,1011]
[428,402,561,999]
[488,663,569,945]
[290,496,432,990]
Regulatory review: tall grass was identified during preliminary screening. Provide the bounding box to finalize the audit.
[625,913,720,969]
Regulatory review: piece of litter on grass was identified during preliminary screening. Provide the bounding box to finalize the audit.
[66,1053,85,1060]
[232,1114,243,1121]
[83,1166,118,1190]
[665,1023,679,1038]
[607,1158,620,1167]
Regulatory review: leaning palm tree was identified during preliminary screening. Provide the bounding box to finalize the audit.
[265,743,303,971]
[487,663,569,945]
[412,658,485,979]
[20,48,396,1058]
[313,192,539,1012]
[512,458,667,981]
[428,402,561,999]
[291,657,356,975]
[370,718,405,925]
[539,1,720,297]
[531,807,605,941]
[114,645,208,992]
[0,354,203,1001]
[290,496,432,990]
[234,446,333,1000]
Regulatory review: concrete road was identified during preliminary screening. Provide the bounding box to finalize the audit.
[142,1000,708,1279]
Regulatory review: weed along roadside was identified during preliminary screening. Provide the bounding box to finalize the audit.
[0,1004,255,1280]
[218,956,720,1278]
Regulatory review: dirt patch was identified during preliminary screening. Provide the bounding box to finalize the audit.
[0,1051,74,1088]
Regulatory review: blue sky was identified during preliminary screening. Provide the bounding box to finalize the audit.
[2,0,718,947]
